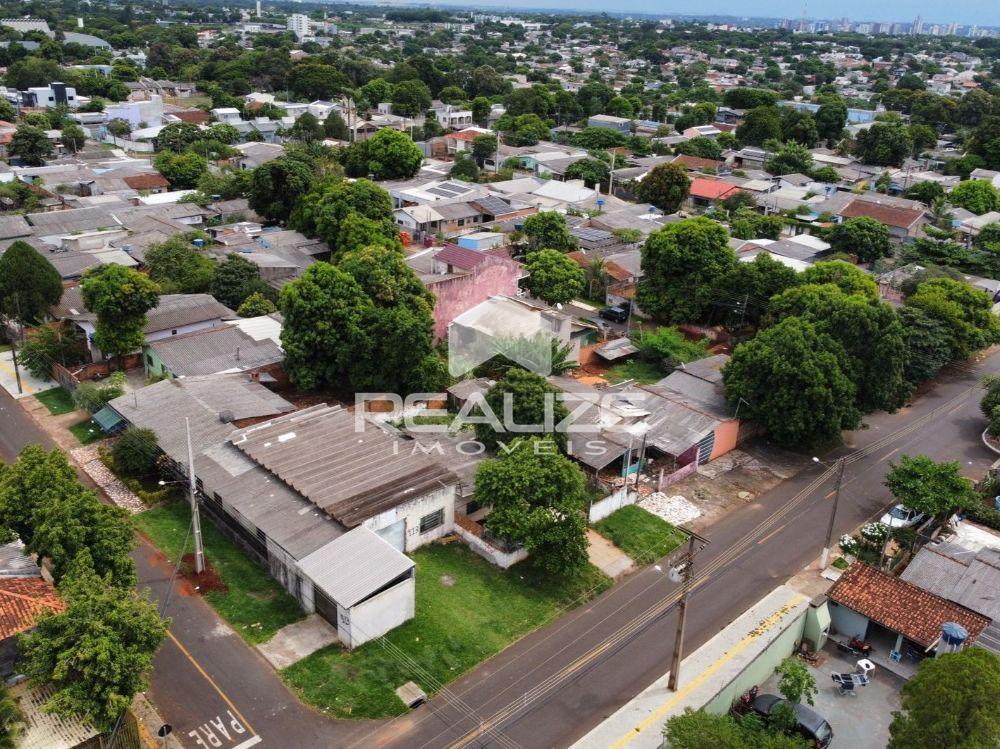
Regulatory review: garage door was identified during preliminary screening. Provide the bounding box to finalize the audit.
[377,519,405,551]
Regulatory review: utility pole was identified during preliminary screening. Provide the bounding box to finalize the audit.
[186,417,205,575]
[8,292,22,395]
[668,529,709,691]
[818,457,846,569]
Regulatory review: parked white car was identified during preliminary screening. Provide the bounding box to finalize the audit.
[879,504,926,529]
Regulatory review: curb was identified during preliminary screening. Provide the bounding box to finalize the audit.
[982,427,1000,455]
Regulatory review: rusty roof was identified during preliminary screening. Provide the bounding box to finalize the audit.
[828,563,990,648]
[840,198,924,229]
[0,577,63,640]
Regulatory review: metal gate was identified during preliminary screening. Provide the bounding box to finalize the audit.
[314,588,338,628]
[377,519,406,551]
[696,432,715,465]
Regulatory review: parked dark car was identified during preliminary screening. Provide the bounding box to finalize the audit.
[751,693,834,748]
[599,304,629,323]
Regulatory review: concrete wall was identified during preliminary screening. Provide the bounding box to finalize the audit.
[361,484,457,552]
[454,522,529,568]
[709,420,740,461]
[338,575,415,649]
[803,600,832,651]
[828,600,870,641]
[427,255,521,342]
[702,607,808,714]
[589,489,636,523]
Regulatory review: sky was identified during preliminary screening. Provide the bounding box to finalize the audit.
[414,0,1000,28]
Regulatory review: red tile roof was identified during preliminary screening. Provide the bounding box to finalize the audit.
[689,178,740,201]
[123,173,171,190]
[446,129,485,142]
[828,563,990,648]
[0,578,64,640]
[172,110,211,125]
[840,198,924,229]
[433,243,492,270]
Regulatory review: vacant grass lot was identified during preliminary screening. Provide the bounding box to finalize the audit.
[69,418,104,445]
[134,501,304,644]
[35,386,77,415]
[606,360,663,384]
[594,505,687,564]
[281,543,611,719]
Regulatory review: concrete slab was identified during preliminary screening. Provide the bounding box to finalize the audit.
[587,528,634,579]
[0,350,52,398]
[256,614,339,670]
[761,642,902,749]
[570,585,809,749]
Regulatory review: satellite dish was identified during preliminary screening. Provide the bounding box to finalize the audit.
[668,566,684,584]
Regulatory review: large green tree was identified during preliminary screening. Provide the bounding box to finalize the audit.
[390,79,432,117]
[634,162,690,213]
[9,125,53,166]
[799,260,879,299]
[905,278,1000,360]
[475,437,588,575]
[153,150,208,189]
[475,368,569,452]
[522,211,576,254]
[524,249,585,305]
[736,106,782,146]
[637,217,735,323]
[884,454,977,519]
[80,265,160,362]
[144,235,214,294]
[898,306,953,385]
[353,128,424,180]
[723,317,861,447]
[18,566,167,728]
[210,253,266,309]
[888,648,1000,749]
[949,180,1000,215]
[248,154,316,225]
[0,241,63,323]
[855,120,913,166]
[0,445,78,547]
[767,283,908,412]
[292,178,399,261]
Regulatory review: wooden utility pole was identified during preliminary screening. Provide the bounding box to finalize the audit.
[668,529,709,692]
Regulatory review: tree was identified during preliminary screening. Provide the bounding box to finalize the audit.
[949,179,1000,215]
[80,265,160,363]
[956,89,994,128]
[475,369,569,453]
[144,235,214,294]
[236,292,276,317]
[564,158,610,189]
[905,278,1000,360]
[908,124,937,156]
[248,154,315,225]
[0,445,78,547]
[764,141,813,176]
[637,217,735,323]
[776,656,818,705]
[799,260,879,298]
[723,88,779,109]
[904,181,945,205]
[0,682,23,749]
[719,253,801,323]
[112,427,158,477]
[471,97,491,126]
[18,566,167,728]
[664,709,807,749]
[154,150,208,189]
[210,253,265,309]
[736,106,782,147]
[9,125,53,165]
[287,111,324,144]
[323,110,349,140]
[855,121,913,166]
[780,110,819,147]
[634,162,690,213]
[279,262,374,391]
[889,648,1000,749]
[827,217,893,263]
[450,153,479,182]
[898,306,953,385]
[361,128,423,180]
[291,178,399,261]
[391,79,432,117]
[207,123,240,145]
[497,113,550,146]
[522,212,576,254]
[524,249,585,305]
[0,241,63,323]
[472,134,497,164]
[675,137,723,160]
[60,122,86,152]
[359,78,394,108]
[107,118,131,138]
[634,327,709,371]
[475,437,588,574]
[17,324,82,378]
[723,317,861,447]
[728,207,784,241]
[155,122,201,152]
[815,99,848,142]
[286,62,347,101]
[884,455,977,518]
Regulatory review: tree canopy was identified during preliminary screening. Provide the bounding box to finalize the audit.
[143,235,214,294]
[292,178,400,261]
[524,249,585,305]
[475,368,569,453]
[634,162,691,213]
[884,454,977,518]
[0,241,63,323]
[80,264,160,361]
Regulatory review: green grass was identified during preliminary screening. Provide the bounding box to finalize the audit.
[594,505,687,564]
[134,501,305,644]
[35,386,77,415]
[606,359,664,385]
[0,342,10,353]
[281,543,611,719]
[831,557,850,570]
[68,418,104,445]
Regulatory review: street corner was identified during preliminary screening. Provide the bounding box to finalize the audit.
[0,349,52,399]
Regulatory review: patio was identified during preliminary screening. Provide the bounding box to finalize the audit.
[761,642,904,749]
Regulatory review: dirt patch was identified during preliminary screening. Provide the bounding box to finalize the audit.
[180,553,228,595]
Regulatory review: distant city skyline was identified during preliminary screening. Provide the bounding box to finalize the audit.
[380,0,999,28]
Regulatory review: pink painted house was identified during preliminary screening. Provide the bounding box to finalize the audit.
[407,244,523,342]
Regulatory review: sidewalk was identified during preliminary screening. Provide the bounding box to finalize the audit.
[570,585,810,749]
[0,349,51,398]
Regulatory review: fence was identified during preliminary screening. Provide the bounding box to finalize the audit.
[454,514,527,569]
[588,488,636,523]
[51,354,144,393]
[657,459,700,492]
[101,134,155,153]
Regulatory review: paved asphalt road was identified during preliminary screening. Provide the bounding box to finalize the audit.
[1,352,996,749]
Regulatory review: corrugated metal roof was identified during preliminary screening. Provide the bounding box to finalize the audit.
[297,526,413,608]
[231,405,458,527]
[11,682,99,749]
[150,325,283,377]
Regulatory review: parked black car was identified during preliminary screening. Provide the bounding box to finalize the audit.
[751,693,834,749]
[599,304,630,323]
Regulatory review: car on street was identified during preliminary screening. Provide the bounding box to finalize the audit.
[879,503,926,529]
[751,693,834,749]
[599,304,630,323]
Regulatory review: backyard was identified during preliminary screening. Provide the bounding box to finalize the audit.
[35,386,76,415]
[281,543,612,719]
[134,500,305,644]
[594,505,687,564]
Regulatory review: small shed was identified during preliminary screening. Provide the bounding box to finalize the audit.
[297,527,415,650]
[456,231,504,251]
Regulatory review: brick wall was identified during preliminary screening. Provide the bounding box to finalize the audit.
[429,255,521,341]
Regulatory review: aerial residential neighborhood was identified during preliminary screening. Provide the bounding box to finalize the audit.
[0,0,996,748]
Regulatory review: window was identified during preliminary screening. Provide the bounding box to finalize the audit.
[419,508,444,534]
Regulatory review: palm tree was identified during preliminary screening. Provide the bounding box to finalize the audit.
[928,196,954,232]
[585,257,606,300]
